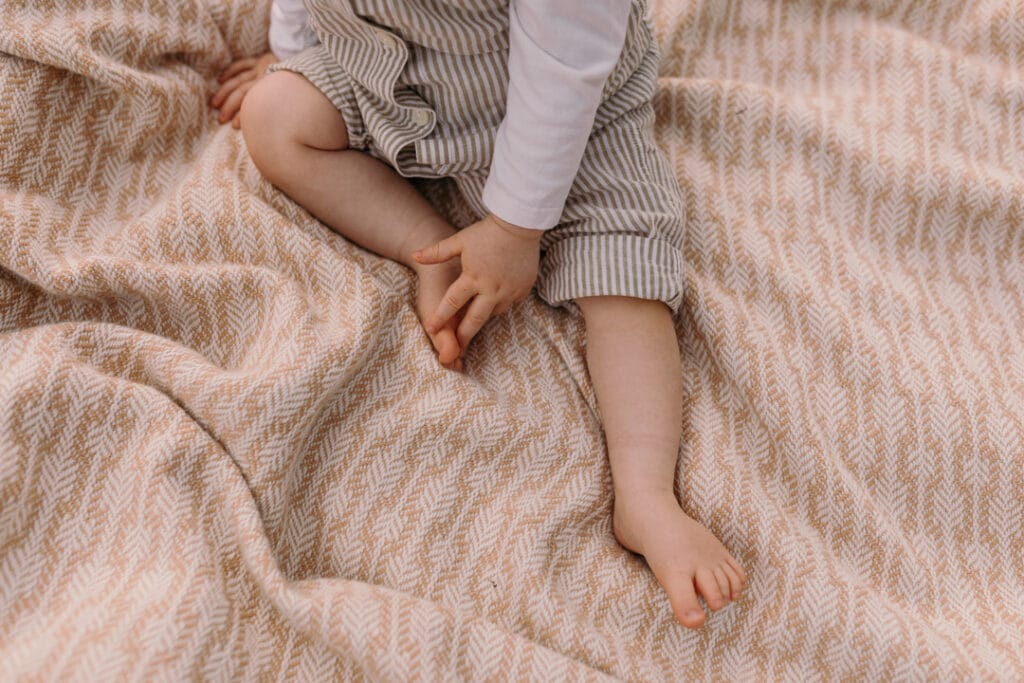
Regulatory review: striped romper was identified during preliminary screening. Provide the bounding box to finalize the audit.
[268,0,686,313]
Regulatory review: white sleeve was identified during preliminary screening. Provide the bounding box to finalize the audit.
[268,0,319,60]
[481,0,632,230]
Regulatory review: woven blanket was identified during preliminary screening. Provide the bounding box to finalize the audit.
[2,0,1022,679]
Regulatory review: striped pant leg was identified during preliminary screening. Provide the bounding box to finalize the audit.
[540,19,685,315]
[537,95,686,315]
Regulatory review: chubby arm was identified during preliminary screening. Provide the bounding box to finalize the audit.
[482,0,633,231]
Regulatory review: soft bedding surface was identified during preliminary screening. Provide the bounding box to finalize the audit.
[2,0,1023,680]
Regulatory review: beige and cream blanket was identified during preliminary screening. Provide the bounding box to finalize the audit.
[2,0,1023,679]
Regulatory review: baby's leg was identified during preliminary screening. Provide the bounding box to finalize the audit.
[240,71,462,366]
[575,295,747,629]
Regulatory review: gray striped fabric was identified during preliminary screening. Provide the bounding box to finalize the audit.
[269,0,685,311]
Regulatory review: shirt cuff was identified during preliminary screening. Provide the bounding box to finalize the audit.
[482,178,562,230]
[269,2,319,60]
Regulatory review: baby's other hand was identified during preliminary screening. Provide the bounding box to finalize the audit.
[413,214,542,354]
[210,52,279,128]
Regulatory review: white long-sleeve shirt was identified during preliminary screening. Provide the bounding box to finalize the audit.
[268,0,632,231]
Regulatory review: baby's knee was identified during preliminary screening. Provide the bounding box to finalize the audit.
[239,71,349,181]
[239,74,293,178]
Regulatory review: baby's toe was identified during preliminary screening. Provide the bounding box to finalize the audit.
[723,562,745,599]
[695,567,728,612]
[713,566,734,604]
[727,557,747,586]
[664,573,706,628]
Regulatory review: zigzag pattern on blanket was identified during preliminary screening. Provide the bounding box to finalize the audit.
[1,0,1023,680]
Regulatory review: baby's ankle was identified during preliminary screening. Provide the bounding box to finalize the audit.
[611,487,681,555]
[613,484,678,515]
[606,433,679,507]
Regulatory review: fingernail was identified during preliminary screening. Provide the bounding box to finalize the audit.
[687,610,702,619]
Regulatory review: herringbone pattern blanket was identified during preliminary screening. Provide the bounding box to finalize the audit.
[2,0,1022,679]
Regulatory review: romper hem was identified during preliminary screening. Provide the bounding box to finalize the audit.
[537,233,683,314]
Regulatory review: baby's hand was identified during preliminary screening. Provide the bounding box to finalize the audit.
[210,52,279,128]
[413,214,542,354]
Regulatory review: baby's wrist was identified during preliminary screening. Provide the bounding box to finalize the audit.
[489,213,544,242]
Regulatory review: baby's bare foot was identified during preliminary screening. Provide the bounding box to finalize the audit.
[414,261,463,369]
[613,491,746,629]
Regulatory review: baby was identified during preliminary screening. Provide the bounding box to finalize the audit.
[211,0,745,629]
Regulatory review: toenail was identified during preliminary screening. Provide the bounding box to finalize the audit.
[687,610,702,619]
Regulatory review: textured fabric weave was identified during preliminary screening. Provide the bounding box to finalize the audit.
[2,0,1024,680]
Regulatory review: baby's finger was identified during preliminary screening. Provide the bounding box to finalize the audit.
[219,57,257,83]
[219,80,255,123]
[211,69,257,108]
[427,277,476,334]
[456,296,495,350]
[210,77,236,107]
[413,234,461,265]
[232,112,242,129]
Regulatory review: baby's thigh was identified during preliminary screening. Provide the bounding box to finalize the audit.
[240,70,349,153]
